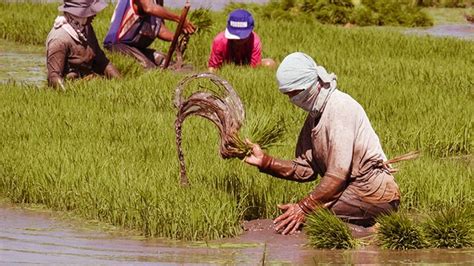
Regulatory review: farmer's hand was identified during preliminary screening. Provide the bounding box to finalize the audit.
[274,203,305,235]
[183,20,196,34]
[244,139,264,167]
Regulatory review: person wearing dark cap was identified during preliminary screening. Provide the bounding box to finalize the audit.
[46,0,120,90]
[208,9,275,72]
[103,0,195,69]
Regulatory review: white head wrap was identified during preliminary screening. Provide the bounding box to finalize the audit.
[276,52,337,117]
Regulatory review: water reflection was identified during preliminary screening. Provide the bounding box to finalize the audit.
[0,51,45,85]
[1,205,473,265]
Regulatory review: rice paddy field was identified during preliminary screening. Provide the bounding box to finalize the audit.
[0,1,472,248]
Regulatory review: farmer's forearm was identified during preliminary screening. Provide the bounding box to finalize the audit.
[258,154,315,182]
[297,174,346,214]
[137,0,180,22]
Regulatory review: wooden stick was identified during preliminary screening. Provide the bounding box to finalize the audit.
[162,0,190,69]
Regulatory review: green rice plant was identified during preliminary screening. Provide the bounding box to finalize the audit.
[189,8,213,34]
[105,52,144,78]
[0,2,472,242]
[306,208,358,249]
[377,212,428,250]
[423,205,474,248]
[243,117,286,151]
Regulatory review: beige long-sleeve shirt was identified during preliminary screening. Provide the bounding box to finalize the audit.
[288,90,400,204]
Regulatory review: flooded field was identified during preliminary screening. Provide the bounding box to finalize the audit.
[1,2,473,264]
[1,203,473,264]
[406,24,474,40]
[0,49,45,85]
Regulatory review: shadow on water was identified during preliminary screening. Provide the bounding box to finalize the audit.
[1,203,473,264]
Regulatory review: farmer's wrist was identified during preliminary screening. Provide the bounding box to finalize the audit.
[298,195,318,215]
[258,153,273,169]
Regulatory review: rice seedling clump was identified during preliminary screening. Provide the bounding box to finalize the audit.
[377,212,427,250]
[423,206,474,248]
[306,208,357,249]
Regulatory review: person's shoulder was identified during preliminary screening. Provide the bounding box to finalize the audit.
[213,31,226,41]
[327,90,364,114]
[212,31,227,47]
[251,31,261,40]
[46,27,71,46]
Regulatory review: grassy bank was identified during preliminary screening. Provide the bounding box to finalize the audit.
[0,3,473,241]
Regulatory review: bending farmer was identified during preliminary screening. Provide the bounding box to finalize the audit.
[208,9,275,72]
[104,0,195,69]
[46,0,120,89]
[244,52,400,235]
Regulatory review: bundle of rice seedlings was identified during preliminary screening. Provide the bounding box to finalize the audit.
[423,206,473,248]
[174,73,286,185]
[306,208,357,249]
[376,212,427,250]
[189,8,213,34]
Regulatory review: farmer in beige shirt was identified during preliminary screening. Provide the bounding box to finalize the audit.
[46,0,120,90]
[245,52,400,235]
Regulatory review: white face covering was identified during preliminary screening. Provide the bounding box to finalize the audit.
[277,52,338,118]
[290,81,321,113]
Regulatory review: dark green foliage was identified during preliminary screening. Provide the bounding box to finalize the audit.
[377,213,427,250]
[306,209,357,249]
[423,206,473,248]
[223,2,263,15]
[350,5,377,26]
[312,0,355,24]
[255,0,433,26]
[361,0,433,26]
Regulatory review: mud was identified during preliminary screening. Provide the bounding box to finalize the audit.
[1,205,473,264]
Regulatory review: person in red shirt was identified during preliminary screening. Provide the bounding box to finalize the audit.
[208,9,274,72]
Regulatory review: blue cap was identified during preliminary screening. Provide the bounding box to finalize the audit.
[225,9,254,40]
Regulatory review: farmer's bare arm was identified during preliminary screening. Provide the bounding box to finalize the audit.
[158,23,174,41]
[135,0,195,34]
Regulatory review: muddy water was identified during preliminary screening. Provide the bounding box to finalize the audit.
[405,24,474,40]
[1,204,473,264]
[0,50,45,85]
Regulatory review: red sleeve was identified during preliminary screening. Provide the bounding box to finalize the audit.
[208,35,225,68]
[250,32,262,67]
